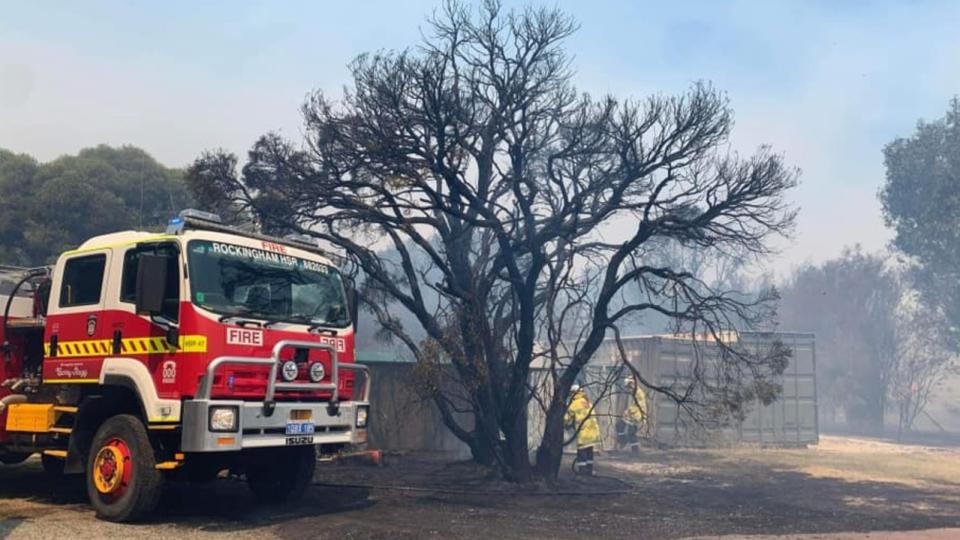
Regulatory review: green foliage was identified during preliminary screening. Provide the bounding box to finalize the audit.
[880,97,960,333]
[0,149,39,264]
[0,145,191,265]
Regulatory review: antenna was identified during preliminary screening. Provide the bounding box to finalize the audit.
[138,169,145,229]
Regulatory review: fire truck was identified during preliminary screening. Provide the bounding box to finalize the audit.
[0,210,370,522]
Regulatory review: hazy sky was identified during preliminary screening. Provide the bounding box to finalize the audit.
[2,1,958,275]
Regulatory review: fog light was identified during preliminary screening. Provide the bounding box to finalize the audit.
[309,362,325,382]
[356,406,369,428]
[209,406,238,432]
[281,360,299,382]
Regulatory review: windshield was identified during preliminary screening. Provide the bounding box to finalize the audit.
[186,240,350,328]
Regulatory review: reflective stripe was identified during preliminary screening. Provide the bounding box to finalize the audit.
[44,335,207,358]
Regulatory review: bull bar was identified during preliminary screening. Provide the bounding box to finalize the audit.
[181,339,371,452]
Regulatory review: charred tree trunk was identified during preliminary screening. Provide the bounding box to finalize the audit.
[534,402,568,479]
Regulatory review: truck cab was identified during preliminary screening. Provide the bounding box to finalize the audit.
[0,210,370,521]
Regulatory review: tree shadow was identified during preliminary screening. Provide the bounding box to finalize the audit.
[138,480,375,532]
[0,460,87,512]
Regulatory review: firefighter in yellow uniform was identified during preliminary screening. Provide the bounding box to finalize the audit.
[617,377,648,455]
[564,384,601,476]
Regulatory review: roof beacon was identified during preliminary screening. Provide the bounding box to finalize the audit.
[180,208,223,223]
[167,208,223,234]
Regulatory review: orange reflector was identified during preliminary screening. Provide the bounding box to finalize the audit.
[356,429,367,443]
[175,453,185,460]
[216,437,236,446]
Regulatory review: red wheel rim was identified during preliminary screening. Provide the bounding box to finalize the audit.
[93,437,133,502]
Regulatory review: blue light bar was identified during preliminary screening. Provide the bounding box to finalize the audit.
[166,217,185,234]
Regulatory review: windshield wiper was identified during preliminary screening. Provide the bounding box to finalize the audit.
[218,311,282,328]
[218,314,261,327]
[308,323,343,334]
[287,314,347,333]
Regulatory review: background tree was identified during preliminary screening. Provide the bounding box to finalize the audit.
[880,98,960,339]
[185,150,262,230]
[779,247,957,435]
[888,291,958,438]
[0,145,191,265]
[188,1,797,481]
[778,248,898,433]
[0,149,39,264]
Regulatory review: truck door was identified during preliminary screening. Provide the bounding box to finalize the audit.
[116,242,182,399]
[44,250,111,383]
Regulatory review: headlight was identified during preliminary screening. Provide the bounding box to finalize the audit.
[209,406,238,432]
[355,406,369,428]
[309,362,326,382]
[281,360,299,382]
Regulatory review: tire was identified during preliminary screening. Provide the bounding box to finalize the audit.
[246,445,315,503]
[85,414,163,522]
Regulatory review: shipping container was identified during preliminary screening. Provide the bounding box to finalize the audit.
[527,332,818,449]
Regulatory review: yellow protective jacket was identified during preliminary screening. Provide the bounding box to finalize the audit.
[565,390,601,449]
[624,385,648,427]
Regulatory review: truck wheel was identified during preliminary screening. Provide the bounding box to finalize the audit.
[246,445,315,503]
[85,414,163,522]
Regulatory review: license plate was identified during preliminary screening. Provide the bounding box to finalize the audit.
[286,422,316,435]
[285,435,315,446]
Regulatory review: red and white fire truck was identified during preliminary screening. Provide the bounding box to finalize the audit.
[0,210,370,521]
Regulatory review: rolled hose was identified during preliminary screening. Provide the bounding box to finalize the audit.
[0,393,27,415]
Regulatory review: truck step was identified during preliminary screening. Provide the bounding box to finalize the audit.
[42,449,67,458]
[53,406,79,414]
[48,427,72,434]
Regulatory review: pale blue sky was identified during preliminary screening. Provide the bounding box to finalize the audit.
[2,1,959,273]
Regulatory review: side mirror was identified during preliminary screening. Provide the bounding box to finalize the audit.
[165,325,180,348]
[135,254,169,316]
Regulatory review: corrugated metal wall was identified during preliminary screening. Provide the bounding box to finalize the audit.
[359,360,471,456]
[641,333,818,446]
[528,332,819,449]
[738,333,818,445]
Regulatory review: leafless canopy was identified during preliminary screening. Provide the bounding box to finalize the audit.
[189,0,798,479]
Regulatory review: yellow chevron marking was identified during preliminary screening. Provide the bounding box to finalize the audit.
[44,335,207,358]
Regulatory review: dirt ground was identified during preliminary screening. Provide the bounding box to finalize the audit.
[1,435,959,539]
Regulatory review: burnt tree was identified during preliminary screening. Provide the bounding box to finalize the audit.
[187,1,797,481]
